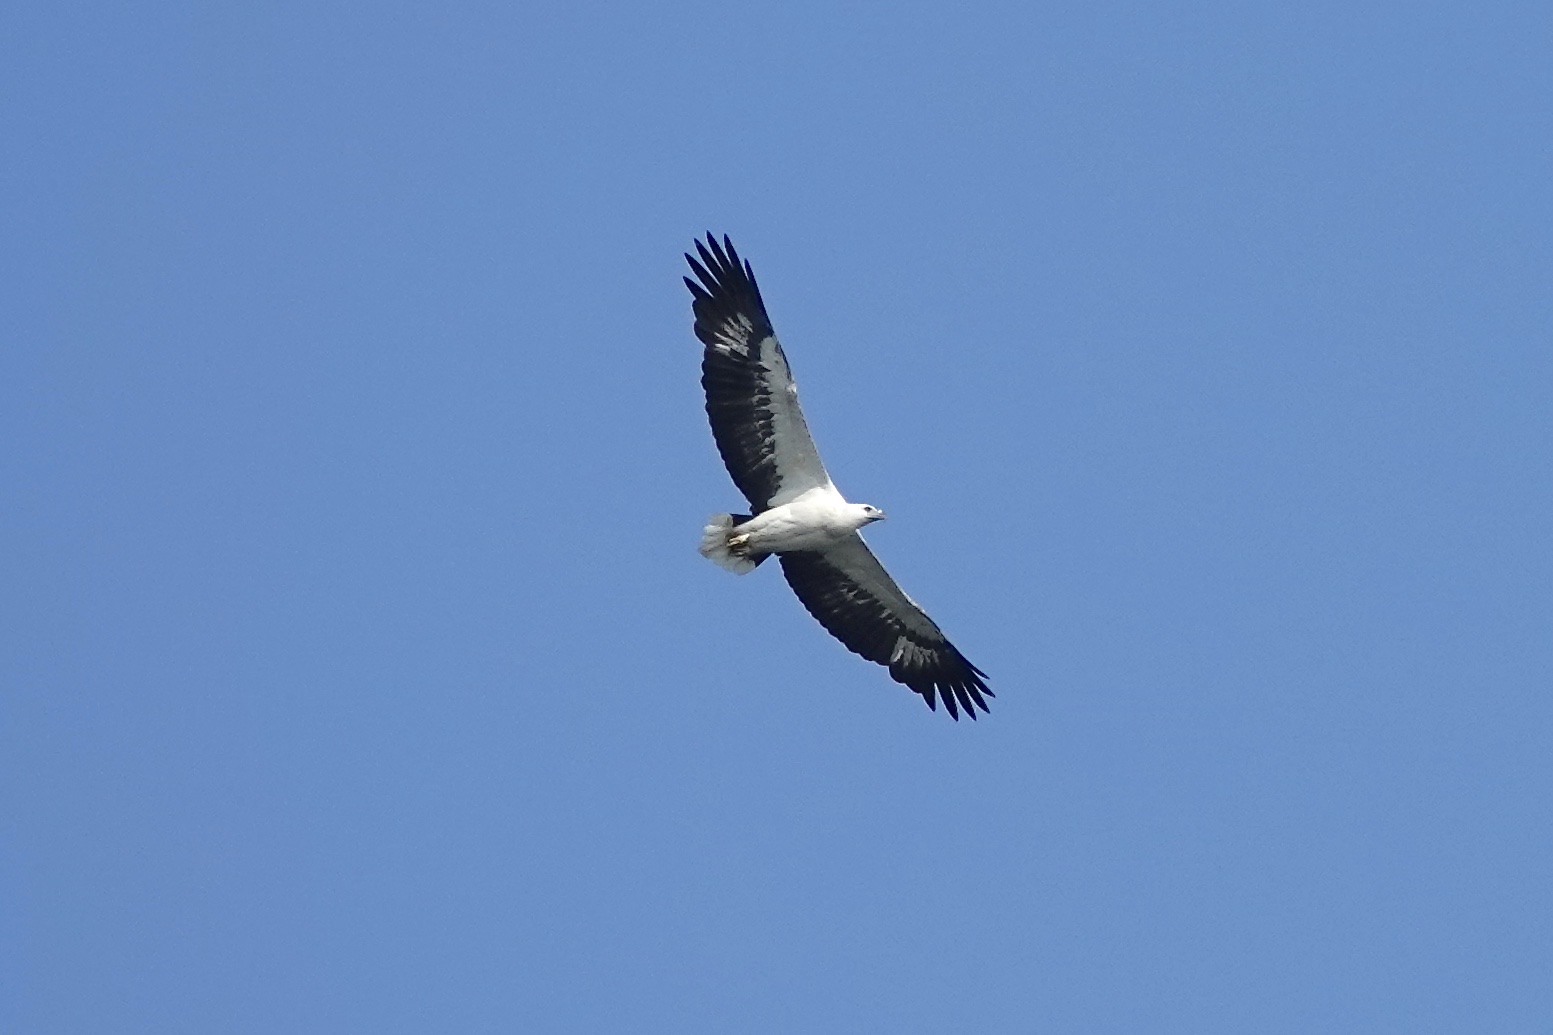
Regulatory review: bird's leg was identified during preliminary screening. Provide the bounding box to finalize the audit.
[727,533,751,551]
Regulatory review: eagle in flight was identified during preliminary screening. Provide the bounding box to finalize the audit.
[686,234,992,719]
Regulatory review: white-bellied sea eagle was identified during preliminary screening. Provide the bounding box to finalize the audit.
[686,234,992,719]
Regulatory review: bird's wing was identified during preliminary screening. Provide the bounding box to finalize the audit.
[685,234,832,513]
[779,534,991,719]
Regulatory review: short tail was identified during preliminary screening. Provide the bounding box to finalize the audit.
[698,513,766,574]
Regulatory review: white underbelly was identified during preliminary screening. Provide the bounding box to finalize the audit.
[741,494,850,553]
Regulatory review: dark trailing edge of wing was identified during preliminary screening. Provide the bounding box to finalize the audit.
[684,234,784,513]
[778,552,993,720]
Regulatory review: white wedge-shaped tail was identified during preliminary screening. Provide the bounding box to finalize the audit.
[699,513,760,574]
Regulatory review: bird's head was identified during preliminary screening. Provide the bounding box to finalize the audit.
[855,503,888,526]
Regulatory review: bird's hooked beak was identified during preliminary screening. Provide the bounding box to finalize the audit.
[871,510,888,523]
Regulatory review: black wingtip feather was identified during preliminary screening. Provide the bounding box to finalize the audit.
[940,685,961,720]
[685,234,774,342]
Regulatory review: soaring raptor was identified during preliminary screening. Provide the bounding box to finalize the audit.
[686,234,991,719]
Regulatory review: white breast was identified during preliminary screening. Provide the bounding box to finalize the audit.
[741,485,853,553]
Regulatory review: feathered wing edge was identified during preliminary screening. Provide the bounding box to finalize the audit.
[684,234,829,513]
[779,539,992,720]
[684,235,781,511]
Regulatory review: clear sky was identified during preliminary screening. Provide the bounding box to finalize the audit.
[4,1,1550,1031]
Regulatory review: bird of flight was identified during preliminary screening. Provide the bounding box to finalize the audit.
[685,234,992,719]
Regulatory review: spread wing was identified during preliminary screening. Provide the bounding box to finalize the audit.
[685,234,832,513]
[779,535,992,719]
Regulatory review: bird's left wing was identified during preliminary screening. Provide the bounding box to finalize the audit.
[685,234,832,513]
[779,535,992,719]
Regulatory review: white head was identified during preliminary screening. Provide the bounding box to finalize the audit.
[851,503,888,528]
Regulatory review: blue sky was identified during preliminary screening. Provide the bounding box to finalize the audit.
[4,1,1550,1031]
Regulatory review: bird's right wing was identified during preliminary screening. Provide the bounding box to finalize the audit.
[780,534,991,719]
[685,234,832,513]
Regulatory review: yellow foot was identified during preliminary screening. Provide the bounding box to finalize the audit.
[728,533,751,549]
